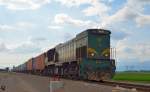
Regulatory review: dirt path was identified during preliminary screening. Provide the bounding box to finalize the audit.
[0,72,113,92]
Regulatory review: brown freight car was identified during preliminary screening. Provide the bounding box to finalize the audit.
[34,53,46,74]
[26,58,33,73]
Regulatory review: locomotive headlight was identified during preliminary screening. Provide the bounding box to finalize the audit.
[102,48,110,57]
[88,48,97,57]
[91,53,95,56]
[105,54,108,57]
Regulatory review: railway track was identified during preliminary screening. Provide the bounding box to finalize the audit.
[84,80,150,92]
[55,76,150,92]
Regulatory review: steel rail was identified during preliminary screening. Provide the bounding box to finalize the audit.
[85,80,150,92]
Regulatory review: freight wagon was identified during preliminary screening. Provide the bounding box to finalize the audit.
[34,53,46,75]
[13,29,116,81]
[26,58,33,73]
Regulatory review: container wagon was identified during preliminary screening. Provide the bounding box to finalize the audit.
[26,58,33,73]
[34,53,46,75]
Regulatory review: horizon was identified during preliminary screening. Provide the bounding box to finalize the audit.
[0,0,150,71]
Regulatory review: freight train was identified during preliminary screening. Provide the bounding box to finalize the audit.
[13,29,116,81]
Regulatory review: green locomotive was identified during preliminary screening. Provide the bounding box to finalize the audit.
[44,29,116,81]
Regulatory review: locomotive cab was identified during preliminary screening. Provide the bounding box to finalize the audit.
[78,29,116,81]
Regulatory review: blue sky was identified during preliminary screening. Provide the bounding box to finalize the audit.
[0,0,150,71]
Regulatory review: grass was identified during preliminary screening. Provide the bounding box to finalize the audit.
[112,72,150,83]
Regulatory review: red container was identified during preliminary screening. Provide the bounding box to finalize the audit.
[35,53,46,70]
[27,59,32,70]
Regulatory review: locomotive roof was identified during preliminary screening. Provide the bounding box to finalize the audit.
[86,29,111,34]
[76,29,111,39]
[55,29,111,49]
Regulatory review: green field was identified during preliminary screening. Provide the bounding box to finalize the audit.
[113,72,150,83]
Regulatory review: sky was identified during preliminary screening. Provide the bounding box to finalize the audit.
[0,0,150,71]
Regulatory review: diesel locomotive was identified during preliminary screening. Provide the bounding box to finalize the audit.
[13,29,116,81]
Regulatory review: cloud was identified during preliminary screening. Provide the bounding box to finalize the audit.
[0,36,49,67]
[12,42,41,54]
[53,13,130,41]
[100,0,150,28]
[0,52,36,67]
[29,37,47,43]
[54,13,98,28]
[54,0,150,29]
[116,39,150,62]
[48,25,62,30]
[54,13,70,24]
[0,37,47,54]
[11,37,48,54]
[0,0,50,10]
[0,42,9,52]
[12,43,41,54]
[100,6,137,28]
[135,15,150,27]
[56,0,109,17]
[63,32,75,41]
[0,22,35,32]
[16,22,35,28]
[82,0,109,17]
[0,24,15,31]
[55,0,92,7]
[112,30,129,40]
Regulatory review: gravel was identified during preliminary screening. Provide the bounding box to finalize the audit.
[0,72,124,92]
